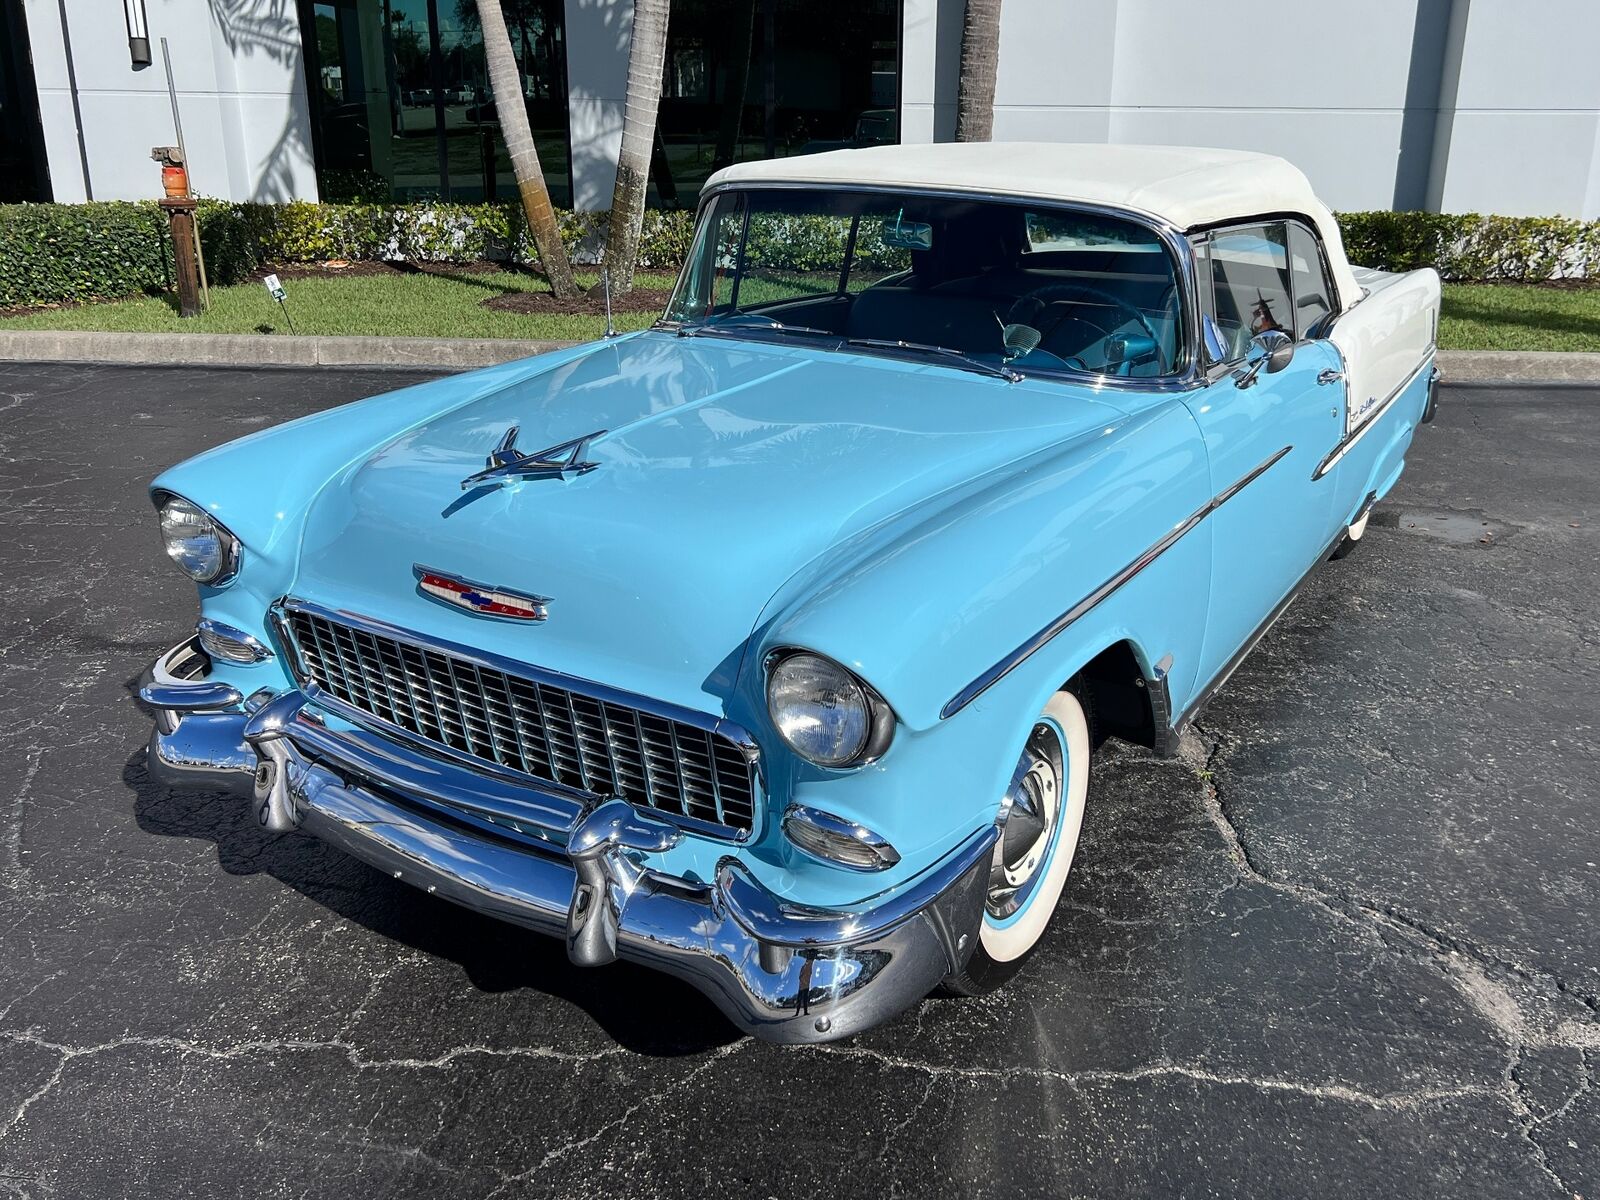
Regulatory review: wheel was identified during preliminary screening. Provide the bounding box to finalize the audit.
[1329,510,1370,560]
[941,684,1094,996]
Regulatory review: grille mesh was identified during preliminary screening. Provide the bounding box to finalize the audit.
[284,609,756,834]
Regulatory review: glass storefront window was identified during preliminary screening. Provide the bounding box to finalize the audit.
[299,0,570,204]
[655,0,900,207]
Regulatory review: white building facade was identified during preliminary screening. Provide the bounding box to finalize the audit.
[4,0,1598,217]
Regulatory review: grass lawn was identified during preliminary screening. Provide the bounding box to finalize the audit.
[0,269,677,343]
[3,272,1597,352]
[1438,283,1600,352]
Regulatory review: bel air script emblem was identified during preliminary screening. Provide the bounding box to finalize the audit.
[414,565,551,622]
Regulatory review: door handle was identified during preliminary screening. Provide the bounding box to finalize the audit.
[1317,368,1343,386]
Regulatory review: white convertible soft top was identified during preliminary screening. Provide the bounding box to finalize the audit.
[707,142,1362,310]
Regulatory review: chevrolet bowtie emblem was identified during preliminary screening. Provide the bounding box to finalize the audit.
[459,426,607,491]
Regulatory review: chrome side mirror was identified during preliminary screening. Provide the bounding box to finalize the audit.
[1233,330,1294,388]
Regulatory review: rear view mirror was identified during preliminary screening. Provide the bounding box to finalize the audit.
[881,212,933,251]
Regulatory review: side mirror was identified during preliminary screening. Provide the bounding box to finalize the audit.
[1233,330,1294,388]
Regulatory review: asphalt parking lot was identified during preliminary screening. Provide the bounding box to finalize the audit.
[0,362,1595,1198]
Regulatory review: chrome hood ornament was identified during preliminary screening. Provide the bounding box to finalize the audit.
[460,426,607,491]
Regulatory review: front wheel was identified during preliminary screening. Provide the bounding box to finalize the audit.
[941,685,1093,996]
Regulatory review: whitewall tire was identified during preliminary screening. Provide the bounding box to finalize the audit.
[942,684,1093,995]
[1331,510,1370,559]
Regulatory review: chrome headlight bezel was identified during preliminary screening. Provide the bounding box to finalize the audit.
[764,649,896,769]
[154,490,241,587]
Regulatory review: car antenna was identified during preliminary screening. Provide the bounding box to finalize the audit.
[602,265,617,338]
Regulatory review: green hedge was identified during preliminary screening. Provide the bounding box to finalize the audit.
[1337,212,1600,279]
[2,199,1597,310]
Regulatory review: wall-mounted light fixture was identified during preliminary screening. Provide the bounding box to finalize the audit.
[124,0,151,68]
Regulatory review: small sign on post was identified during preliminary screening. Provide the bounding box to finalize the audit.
[262,273,297,334]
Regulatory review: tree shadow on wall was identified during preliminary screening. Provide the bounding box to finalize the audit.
[202,0,316,201]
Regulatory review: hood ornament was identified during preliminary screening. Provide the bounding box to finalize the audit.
[414,565,550,621]
[460,426,607,491]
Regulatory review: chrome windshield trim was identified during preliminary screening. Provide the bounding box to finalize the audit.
[1312,351,1434,480]
[941,444,1293,719]
[679,182,1205,393]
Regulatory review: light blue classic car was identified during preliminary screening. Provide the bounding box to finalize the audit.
[141,143,1441,1042]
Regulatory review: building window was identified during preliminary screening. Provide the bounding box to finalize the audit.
[299,0,570,205]
[654,0,900,207]
[0,0,50,202]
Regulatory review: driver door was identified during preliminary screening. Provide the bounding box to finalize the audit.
[1181,222,1343,693]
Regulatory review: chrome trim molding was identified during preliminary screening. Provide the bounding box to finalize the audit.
[1313,352,1434,480]
[782,805,903,872]
[140,644,994,1044]
[941,445,1293,719]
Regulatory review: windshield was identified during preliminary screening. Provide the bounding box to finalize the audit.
[661,189,1186,380]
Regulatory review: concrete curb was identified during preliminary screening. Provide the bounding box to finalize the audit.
[0,330,561,370]
[1434,350,1600,384]
[2,330,1599,384]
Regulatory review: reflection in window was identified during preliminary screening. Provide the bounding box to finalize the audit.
[300,0,570,203]
[655,0,901,206]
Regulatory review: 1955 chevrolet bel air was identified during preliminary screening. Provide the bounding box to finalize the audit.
[140,143,1440,1043]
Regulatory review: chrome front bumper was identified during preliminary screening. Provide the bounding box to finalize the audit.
[141,640,992,1044]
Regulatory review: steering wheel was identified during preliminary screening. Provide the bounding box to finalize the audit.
[1003,282,1162,367]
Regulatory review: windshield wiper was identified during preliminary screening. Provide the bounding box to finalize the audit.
[679,314,841,341]
[846,338,1023,382]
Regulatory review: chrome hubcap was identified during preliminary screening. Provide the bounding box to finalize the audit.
[987,722,1063,921]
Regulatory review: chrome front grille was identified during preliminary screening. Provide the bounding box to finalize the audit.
[281,607,758,835]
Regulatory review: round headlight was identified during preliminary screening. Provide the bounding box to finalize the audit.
[766,651,892,768]
[157,494,237,585]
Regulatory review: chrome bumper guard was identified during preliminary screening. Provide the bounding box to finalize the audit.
[141,640,992,1044]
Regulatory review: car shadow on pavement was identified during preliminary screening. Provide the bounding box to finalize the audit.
[121,684,741,1057]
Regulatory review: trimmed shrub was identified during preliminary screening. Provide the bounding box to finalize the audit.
[0,202,172,307]
[1335,211,1600,279]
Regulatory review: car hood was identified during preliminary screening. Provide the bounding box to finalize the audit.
[292,332,1132,714]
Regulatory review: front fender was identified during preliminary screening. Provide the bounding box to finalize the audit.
[739,397,1213,870]
[148,345,606,642]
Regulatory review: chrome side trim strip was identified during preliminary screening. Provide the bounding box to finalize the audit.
[941,445,1293,720]
[1312,352,1434,481]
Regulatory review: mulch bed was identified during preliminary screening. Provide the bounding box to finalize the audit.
[480,287,672,316]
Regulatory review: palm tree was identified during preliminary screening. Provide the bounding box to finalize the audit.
[602,0,671,294]
[956,0,1003,142]
[477,0,577,298]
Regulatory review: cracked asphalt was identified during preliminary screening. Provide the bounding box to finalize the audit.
[0,362,1596,1198]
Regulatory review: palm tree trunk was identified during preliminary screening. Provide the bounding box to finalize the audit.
[956,0,1002,142]
[603,0,671,294]
[478,0,577,297]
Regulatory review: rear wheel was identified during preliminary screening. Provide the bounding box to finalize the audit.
[941,685,1093,996]
[1330,510,1370,560]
